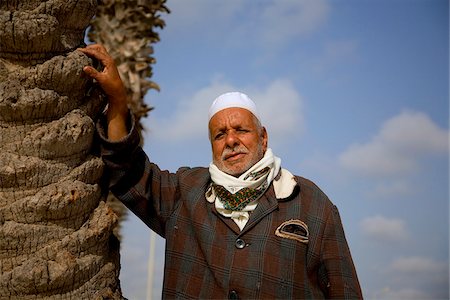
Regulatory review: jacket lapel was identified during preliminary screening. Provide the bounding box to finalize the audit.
[238,185,279,236]
[209,201,242,235]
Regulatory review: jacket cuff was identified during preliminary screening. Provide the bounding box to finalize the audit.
[96,110,141,158]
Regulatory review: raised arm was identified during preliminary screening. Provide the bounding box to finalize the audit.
[78,44,128,141]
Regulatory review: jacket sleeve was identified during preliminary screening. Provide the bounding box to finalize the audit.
[96,112,182,237]
[318,204,363,299]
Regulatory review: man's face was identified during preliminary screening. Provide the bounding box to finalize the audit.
[209,107,268,177]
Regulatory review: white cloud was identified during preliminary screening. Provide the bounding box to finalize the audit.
[259,0,330,46]
[339,111,448,177]
[381,256,450,299]
[312,39,359,73]
[364,255,449,299]
[149,78,304,146]
[246,79,304,142]
[149,79,233,141]
[165,0,330,49]
[390,256,447,274]
[164,0,241,31]
[371,180,414,198]
[360,215,409,241]
[376,287,433,300]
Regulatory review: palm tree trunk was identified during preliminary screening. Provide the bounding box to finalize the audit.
[0,0,122,298]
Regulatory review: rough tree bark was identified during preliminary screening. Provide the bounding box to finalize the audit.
[0,0,122,298]
[0,0,168,298]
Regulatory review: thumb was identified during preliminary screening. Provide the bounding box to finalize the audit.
[83,66,100,80]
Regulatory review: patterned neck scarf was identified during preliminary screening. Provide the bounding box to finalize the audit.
[208,148,281,212]
[212,167,270,211]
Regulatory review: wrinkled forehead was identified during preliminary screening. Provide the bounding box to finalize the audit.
[208,108,261,137]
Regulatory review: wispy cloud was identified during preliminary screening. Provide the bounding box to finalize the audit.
[390,256,447,274]
[366,256,449,299]
[148,78,304,146]
[164,0,242,33]
[381,256,450,299]
[246,79,304,144]
[375,287,433,300]
[339,111,448,177]
[148,79,233,141]
[258,0,330,46]
[312,39,359,74]
[371,180,414,198]
[165,0,330,50]
[360,215,409,242]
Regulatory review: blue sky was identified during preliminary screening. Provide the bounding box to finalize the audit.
[116,1,449,299]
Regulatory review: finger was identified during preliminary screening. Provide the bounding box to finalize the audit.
[83,43,107,53]
[78,44,108,57]
[79,47,114,67]
[78,47,106,59]
[82,66,101,80]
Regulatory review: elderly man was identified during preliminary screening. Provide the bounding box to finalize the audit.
[80,44,362,299]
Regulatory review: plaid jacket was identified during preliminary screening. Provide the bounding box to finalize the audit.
[99,121,362,299]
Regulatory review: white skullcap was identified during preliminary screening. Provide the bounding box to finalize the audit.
[208,92,260,121]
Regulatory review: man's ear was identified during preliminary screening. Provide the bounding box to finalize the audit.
[261,126,268,151]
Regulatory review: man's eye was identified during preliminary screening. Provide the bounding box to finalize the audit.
[215,133,224,140]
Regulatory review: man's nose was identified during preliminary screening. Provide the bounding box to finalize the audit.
[225,131,240,147]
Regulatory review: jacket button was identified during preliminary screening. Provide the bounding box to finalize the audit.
[229,290,239,299]
[235,238,245,249]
